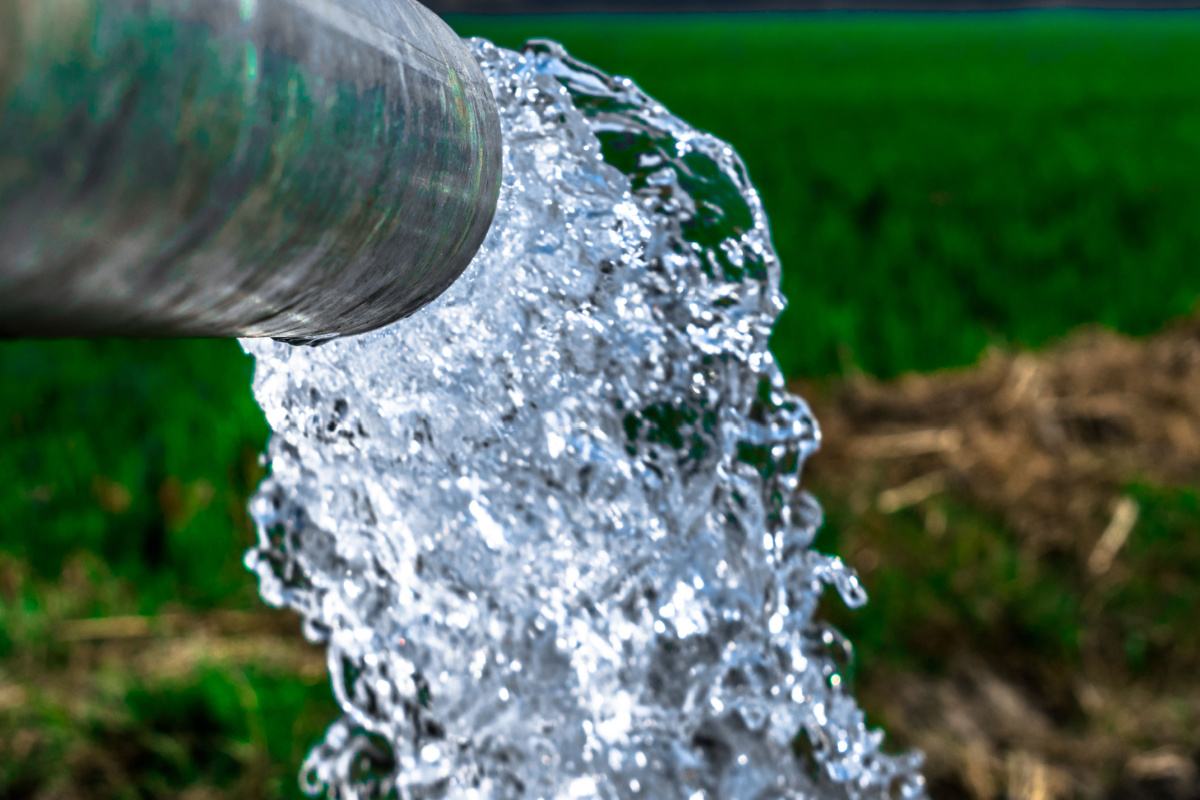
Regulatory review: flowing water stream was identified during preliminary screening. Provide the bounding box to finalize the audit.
[242,39,925,800]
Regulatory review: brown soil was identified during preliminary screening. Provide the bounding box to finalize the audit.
[792,318,1200,800]
[799,317,1200,559]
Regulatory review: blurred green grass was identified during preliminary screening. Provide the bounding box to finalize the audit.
[3,12,1200,798]
[0,340,267,610]
[818,481,1200,687]
[451,12,1200,378]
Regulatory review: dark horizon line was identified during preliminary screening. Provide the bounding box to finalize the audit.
[428,0,1200,12]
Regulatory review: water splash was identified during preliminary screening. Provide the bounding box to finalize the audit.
[242,39,925,800]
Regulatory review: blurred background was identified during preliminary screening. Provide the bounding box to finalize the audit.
[3,6,1199,800]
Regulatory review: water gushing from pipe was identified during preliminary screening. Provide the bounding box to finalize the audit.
[242,39,925,800]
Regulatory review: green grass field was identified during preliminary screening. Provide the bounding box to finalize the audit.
[2,12,1199,798]
[448,12,1200,378]
[451,12,1200,381]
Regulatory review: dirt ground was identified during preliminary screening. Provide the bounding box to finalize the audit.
[3,320,1198,799]
[794,318,1200,800]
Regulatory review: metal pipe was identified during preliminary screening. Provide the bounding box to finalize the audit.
[0,0,501,339]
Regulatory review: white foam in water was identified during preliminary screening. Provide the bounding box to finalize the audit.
[242,39,926,800]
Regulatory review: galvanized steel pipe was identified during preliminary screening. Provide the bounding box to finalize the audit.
[0,0,502,339]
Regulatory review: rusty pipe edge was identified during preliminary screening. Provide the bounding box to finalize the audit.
[0,0,502,339]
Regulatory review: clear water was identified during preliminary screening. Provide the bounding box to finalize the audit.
[242,39,925,800]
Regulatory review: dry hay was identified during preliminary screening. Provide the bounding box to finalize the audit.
[877,660,1200,800]
[792,317,1200,800]
[799,317,1200,564]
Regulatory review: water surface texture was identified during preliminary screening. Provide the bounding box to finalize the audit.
[243,40,924,800]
